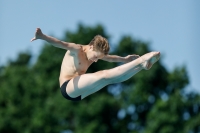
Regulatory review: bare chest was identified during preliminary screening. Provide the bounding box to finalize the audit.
[74,51,90,72]
[61,50,92,76]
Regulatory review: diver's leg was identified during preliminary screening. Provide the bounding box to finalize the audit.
[66,52,160,99]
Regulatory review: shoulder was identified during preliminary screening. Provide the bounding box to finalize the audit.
[67,43,82,53]
[102,54,111,59]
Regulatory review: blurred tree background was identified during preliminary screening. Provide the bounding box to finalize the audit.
[0,24,200,133]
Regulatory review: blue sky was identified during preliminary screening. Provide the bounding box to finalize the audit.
[0,1,200,93]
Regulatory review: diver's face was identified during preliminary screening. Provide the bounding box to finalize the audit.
[88,47,104,62]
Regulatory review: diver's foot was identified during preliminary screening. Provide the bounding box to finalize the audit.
[141,52,160,70]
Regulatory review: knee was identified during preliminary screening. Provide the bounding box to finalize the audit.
[96,70,109,81]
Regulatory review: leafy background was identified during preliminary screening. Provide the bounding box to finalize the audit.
[0,24,199,133]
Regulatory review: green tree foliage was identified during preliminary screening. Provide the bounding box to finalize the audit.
[0,24,199,133]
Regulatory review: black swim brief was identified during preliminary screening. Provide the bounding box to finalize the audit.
[60,80,81,101]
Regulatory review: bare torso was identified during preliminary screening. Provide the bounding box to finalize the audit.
[59,45,93,86]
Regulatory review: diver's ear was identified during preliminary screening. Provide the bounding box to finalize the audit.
[90,45,94,50]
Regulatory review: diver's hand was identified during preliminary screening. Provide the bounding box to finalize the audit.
[30,28,44,42]
[124,54,140,63]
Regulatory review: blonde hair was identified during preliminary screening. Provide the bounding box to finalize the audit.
[89,35,110,55]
